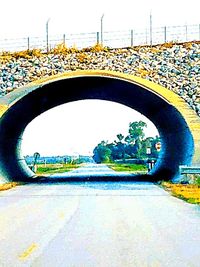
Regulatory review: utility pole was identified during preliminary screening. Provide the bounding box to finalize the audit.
[101,14,104,45]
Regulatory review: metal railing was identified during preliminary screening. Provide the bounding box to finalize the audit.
[0,23,199,53]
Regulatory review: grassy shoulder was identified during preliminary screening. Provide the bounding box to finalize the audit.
[160,181,200,204]
[107,163,148,173]
[36,163,81,175]
[0,182,19,191]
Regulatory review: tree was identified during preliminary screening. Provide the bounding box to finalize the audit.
[125,121,147,158]
[116,134,124,142]
[92,121,160,162]
[93,141,112,163]
[128,121,147,142]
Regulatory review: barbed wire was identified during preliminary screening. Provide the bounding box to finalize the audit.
[0,24,199,52]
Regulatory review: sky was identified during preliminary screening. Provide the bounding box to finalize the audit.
[1,0,200,156]
[21,100,158,156]
[0,0,199,38]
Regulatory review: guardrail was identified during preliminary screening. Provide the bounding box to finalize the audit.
[180,165,200,175]
[0,23,199,52]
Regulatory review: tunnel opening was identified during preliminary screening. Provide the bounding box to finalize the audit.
[0,73,195,183]
[21,100,161,179]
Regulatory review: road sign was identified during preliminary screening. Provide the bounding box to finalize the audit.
[155,142,161,151]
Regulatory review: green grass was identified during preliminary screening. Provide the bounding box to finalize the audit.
[195,175,200,185]
[108,163,148,173]
[36,162,148,175]
[36,163,80,175]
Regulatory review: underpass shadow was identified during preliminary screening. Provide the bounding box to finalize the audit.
[30,174,158,184]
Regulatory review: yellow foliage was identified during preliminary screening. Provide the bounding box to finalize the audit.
[136,68,150,77]
[0,55,12,63]
[13,51,31,59]
[0,182,18,191]
[28,49,42,57]
[50,43,79,54]
[82,43,108,53]
[162,182,200,204]
[11,49,42,59]
[182,42,197,49]
[76,53,90,63]
[50,43,69,54]
[0,51,11,57]
[90,43,108,52]
[49,42,109,55]
[150,47,161,53]
[70,44,79,53]
[161,42,175,49]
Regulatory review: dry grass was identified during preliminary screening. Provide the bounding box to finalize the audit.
[50,43,79,54]
[161,182,200,204]
[0,182,19,191]
[76,53,90,63]
[1,41,199,62]
[0,42,109,61]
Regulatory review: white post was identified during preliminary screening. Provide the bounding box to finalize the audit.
[150,11,152,45]
[101,14,104,45]
[46,18,50,53]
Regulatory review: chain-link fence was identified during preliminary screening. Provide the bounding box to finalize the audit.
[0,23,199,52]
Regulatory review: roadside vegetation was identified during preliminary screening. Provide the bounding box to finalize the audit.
[0,43,108,61]
[34,162,147,175]
[160,180,200,204]
[0,182,19,192]
[93,121,160,164]
[108,163,147,173]
[36,163,80,175]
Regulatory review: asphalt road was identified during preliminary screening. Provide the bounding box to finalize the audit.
[48,163,142,181]
[0,165,200,266]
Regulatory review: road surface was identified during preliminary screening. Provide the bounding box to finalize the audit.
[0,164,200,266]
[47,163,148,182]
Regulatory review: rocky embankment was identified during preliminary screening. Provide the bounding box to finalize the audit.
[0,42,200,116]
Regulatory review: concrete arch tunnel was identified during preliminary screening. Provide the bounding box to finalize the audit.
[0,70,200,183]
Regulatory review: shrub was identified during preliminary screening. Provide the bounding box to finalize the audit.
[11,49,42,59]
[50,43,69,54]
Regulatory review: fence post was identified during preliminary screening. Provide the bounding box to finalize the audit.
[199,24,200,40]
[46,19,50,53]
[164,26,167,43]
[101,14,104,45]
[146,28,148,44]
[96,32,100,44]
[131,30,134,46]
[185,25,188,41]
[63,34,66,45]
[27,37,30,51]
[150,12,152,45]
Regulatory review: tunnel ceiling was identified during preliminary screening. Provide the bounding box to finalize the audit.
[0,70,200,183]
